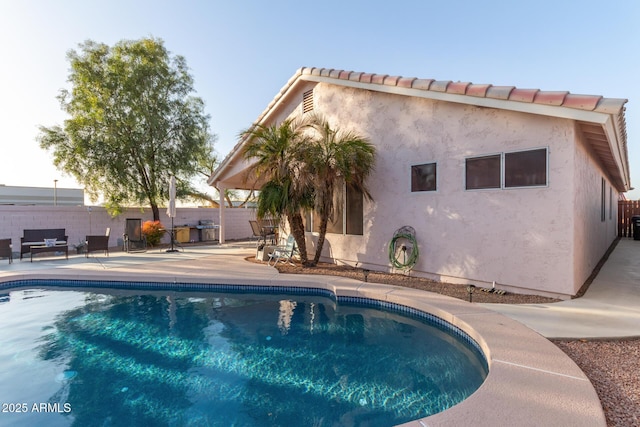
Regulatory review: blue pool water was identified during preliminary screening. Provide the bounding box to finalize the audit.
[0,281,487,427]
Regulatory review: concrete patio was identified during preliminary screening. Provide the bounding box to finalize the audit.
[481,237,640,339]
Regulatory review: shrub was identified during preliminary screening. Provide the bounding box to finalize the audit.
[142,220,164,247]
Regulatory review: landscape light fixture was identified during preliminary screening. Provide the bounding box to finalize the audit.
[467,284,476,303]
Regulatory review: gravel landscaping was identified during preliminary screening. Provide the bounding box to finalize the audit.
[267,260,639,427]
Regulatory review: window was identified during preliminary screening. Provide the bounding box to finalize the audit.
[346,185,364,235]
[411,163,437,192]
[304,184,363,235]
[504,149,547,188]
[465,155,501,190]
[325,187,344,234]
[466,148,548,190]
[609,186,613,220]
[601,178,606,222]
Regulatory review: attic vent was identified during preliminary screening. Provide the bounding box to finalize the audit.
[303,89,314,113]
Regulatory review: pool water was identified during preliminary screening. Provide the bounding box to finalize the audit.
[0,285,487,427]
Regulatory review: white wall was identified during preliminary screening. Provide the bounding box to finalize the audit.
[0,205,256,250]
[571,126,619,293]
[307,83,603,298]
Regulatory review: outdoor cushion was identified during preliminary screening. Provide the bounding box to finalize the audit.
[22,241,67,246]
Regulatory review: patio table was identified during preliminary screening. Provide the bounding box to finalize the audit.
[29,244,68,262]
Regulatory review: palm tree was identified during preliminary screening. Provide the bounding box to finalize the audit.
[242,118,313,265]
[305,115,376,266]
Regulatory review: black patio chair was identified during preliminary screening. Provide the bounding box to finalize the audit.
[0,238,12,264]
[123,219,146,252]
[86,228,110,257]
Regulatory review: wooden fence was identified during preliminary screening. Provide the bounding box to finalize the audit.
[618,200,640,237]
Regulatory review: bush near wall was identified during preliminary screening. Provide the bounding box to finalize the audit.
[141,220,165,246]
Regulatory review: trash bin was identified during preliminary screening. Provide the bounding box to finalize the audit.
[632,216,640,241]
[175,227,190,243]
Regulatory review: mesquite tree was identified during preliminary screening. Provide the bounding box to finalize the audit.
[38,37,215,219]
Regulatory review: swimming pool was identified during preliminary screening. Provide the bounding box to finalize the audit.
[0,280,487,427]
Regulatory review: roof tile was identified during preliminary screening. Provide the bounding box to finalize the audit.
[593,98,628,114]
[533,91,569,106]
[430,80,451,92]
[359,73,374,83]
[562,94,602,111]
[447,82,470,95]
[411,79,435,90]
[486,86,515,100]
[397,77,417,88]
[349,72,363,82]
[299,67,627,118]
[467,84,492,97]
[383,75,401,86]
[509,88,538,103]
[371,74,388,85]
[338,70,352,80]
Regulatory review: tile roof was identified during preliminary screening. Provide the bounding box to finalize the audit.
[298,67,627,114]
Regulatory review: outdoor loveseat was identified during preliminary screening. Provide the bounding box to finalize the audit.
[20,228,68,261]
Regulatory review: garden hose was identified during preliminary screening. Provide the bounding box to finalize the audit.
[388,226,419,271]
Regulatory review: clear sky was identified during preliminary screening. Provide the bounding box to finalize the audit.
[1,0,639,199]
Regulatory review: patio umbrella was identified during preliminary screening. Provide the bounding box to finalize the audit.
[166,175,178,252]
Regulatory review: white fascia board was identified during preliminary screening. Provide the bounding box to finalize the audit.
[603,116,631,190]
[299,75,611,125]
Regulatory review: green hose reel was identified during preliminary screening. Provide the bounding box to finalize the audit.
[388,226,419,271]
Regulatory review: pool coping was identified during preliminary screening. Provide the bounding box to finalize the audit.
[0,258,606,427]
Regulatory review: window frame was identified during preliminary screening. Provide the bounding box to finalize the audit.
[410,161,438,193]
[465,147,549,191]
[503,147,549,189]
[601,178,606,222]
[609,185,613,221]
[304,183,364,236]
[464,153,502,191]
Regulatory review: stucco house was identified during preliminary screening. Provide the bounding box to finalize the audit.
[209,67,630,299]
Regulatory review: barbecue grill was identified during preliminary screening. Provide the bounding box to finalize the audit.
[197,220,218,242]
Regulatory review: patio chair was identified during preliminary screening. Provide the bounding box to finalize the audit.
[86,229,110,257]
[249,220,277,245]
[259,219,277,244]
[0,238,12,264]
[249,220,263,243]
[267,235,297,266]
[123,219,147,252]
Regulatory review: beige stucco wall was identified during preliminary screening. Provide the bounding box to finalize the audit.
[306,83,608,298]
[571,125,618,294]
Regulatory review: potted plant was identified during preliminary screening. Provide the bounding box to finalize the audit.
[74,240,87,254]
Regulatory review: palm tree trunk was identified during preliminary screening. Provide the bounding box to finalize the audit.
[287,212,309,265]
[312,215,329,266]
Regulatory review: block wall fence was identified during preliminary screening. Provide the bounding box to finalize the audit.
[0,205,257,250]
